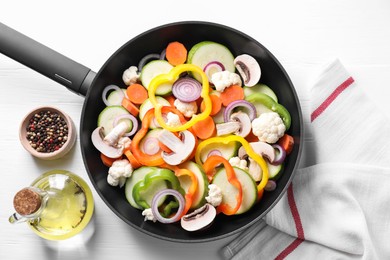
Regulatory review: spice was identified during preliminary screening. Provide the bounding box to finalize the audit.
[26,110,69,153]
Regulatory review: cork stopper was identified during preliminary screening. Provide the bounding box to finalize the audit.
[13,188,42,216]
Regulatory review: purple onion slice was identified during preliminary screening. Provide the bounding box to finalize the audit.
[172,77,202,102]
[151,189,185,224]
[113,114,139,137]
[271,144,286,165]
[224,100,257,122]
[102,84,124,106]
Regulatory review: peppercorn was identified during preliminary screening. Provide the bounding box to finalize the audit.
[26,110,69,153]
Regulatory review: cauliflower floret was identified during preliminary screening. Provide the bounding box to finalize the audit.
[251,112,286,143]
[211,71,242,92]
[174,99,198,118]
[229,156,249,171]
[205,184,223,207]
[142,208,157,222]
[117,136,131,150]
[122,66,140,86]
[107,159,133,187]
[166,112,181,127]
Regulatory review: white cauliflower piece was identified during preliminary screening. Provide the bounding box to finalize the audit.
[122,66,140,86]
[205,184,223,207]
[174,99,198,118]
[211,71,242,92]
[251,112,286,143]
[166,112,181,127]
[117,136,131,150]
[107,159,133,187]
[142,208,157,222]
[229,156,249,171]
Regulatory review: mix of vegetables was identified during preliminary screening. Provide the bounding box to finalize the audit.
[91,40,294,231]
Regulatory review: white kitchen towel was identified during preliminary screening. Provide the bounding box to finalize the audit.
[220,59,390,259]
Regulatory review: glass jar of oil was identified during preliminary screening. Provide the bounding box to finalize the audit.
[9,170,95,245]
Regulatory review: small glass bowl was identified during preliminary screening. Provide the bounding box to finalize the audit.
[19,106,77,160]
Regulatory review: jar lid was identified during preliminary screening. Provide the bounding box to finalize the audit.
[13,188,41,216]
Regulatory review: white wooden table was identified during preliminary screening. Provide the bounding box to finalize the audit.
[1,1,389,259]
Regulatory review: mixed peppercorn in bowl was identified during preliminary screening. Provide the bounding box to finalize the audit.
[19,106,76,160]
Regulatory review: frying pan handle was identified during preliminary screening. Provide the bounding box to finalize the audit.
[0,22,95,96]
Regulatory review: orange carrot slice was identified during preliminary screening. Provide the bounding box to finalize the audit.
[166,41,187,66]
[191,115,216,140]
[121,97,140,117]
[126,83,148,105]
[201,94,222,116]
[220,85,244,106]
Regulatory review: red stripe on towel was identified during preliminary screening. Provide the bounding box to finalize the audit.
[274,184,305,259]
[311,76,354,122]
[275,238,303,260]
[288,183,304,239]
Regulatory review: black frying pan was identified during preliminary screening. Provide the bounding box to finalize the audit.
[0,21,303,242]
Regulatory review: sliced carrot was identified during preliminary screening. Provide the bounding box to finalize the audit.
[201,94,222,116]
[165,41,187,66]
[277,134,294,154]
[126,83,148,105]
[220,84,244,106]
[191,115,216,140]
[124,148,142,169]
[165,95,176,107]
[100,153,121,167]
[121,97,140,117]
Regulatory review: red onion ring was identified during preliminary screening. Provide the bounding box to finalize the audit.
[151,189,185,224]
[203,61,225,82]
[264,180,277,191]
[141,137,160,155]
[271,144,286,165]
[113,114,139,137]
[138,53,160,71]
[224,100,257,122]
[102,85,124,106]
[160,48,166,60]
[172,77,202,102]
[207,149,222,158]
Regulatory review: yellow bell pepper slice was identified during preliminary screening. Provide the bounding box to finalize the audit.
[147,64,212,132]
[195,135,269,196]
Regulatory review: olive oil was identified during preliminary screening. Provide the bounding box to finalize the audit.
[10,170,94,241]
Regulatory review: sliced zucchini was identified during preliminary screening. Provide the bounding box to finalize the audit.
[140,60,173,95]
[188,41,235,82]
[243,83,278,102]
[97,106,132,136]
[199,140,239,164]
[179,161,209,209]
[125,166,167,209]
[107,88,127,106]
[268,162,284,180]
[139,96,171,119]
[212,167,257,215]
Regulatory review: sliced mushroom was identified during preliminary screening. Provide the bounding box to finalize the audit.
[234,54,261,87]
[238,141,276,163]
[230,111,252,137]
[158,129,196,165]
[91,121,129,158]
[181,203,217,232]
[216,121,241,136]
[248,157,262,182]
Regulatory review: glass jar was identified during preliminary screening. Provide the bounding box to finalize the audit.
[9,170,95,248]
